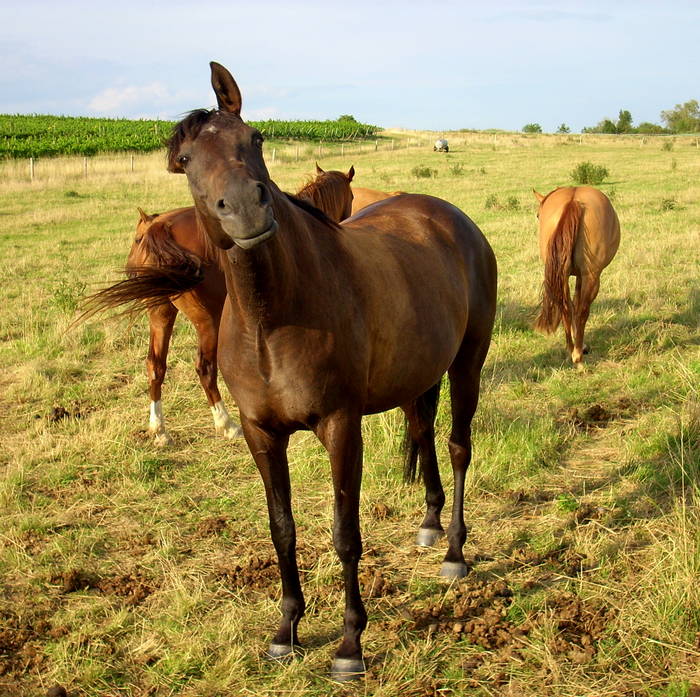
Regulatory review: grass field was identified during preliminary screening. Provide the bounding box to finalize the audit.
[1,131,699,697]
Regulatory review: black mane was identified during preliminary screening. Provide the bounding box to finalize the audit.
[284,193,341,230]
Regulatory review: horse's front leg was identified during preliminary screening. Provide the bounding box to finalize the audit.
[316,411,367,681]
[240,417,304,658]
[146,302,178,446]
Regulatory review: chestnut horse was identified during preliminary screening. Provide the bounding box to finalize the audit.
[83,167,354,445]
[533,186,620,368]
[132,62,496,680]
[350,186,403,216]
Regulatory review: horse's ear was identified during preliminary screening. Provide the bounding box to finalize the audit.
[210,61,242,115]
[137,207,150,223]
[533,189,545,204]
[347,165,355,182]
[315,162,325,175]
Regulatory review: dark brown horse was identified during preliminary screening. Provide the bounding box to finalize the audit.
[533,186,620,369]
[140,62,497,679]
[83,167,355,445]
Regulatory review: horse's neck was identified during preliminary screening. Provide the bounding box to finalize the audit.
[221,188,339,327]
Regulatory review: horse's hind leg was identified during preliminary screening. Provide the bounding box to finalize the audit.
[561,276,575,360]
[195,322,242,439]
[315,411,367,680]
[178,297,242,439]
[402,382,445,546]
[571,273,600,367]
[440,343,488,578]
[146,302,178,446]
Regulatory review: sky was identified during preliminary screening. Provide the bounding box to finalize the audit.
[2,0,699,133]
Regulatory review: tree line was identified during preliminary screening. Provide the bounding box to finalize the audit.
[522,99,700,135]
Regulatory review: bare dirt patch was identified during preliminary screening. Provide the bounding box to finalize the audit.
[51,568,155,605]
[195,515,231,538]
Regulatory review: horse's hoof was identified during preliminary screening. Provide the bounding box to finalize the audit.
[330,657,365,682]
[153,431,174,447]
[416,527,444,547]
[220,422,243,439]
[439,561,469,578]
[575,361,585,373]
[266,643,296,661]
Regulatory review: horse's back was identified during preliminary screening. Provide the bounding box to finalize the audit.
[340,194,497,410]
[345,193,494,270]
[349,187,401,216]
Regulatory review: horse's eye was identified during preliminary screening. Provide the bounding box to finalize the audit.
[253,135,264,149]
[178,154,190,167]
[135,236,143,244]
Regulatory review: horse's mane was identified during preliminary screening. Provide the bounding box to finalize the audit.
[283,193,342,230]
[295,172,349,223]
[166,108,216,172]
[142,211,219,266]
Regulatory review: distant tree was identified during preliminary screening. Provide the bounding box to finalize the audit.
[337,114,358,122]
[556,123,571,134]
[661,99,700,133]
[616,109,633,133]
[583,113,632,134]
[522,123,542,133]
[637,121,668,134]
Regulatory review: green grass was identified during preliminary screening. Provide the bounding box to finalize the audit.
[1,131,699,696]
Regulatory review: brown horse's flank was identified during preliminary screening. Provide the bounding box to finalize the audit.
[535,197,581,333]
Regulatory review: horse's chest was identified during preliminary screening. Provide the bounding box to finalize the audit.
[220,324,361,427]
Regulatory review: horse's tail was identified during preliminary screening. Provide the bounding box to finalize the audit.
[534,198,582,334]
[402,379,442,483]
[73,256,205,326]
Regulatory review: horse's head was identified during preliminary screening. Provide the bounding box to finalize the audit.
[300,163,355,221]
[126,207,159,273]
[167,63,276,250]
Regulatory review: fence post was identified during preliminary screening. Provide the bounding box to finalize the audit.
[29,157,34,182]
[271,148,276,163]
[131,154,135,172]
[341,143,345,157]
[296,145,300,161]
[375,139,378,151]
[318,142,322,158]
[83,157,88,177]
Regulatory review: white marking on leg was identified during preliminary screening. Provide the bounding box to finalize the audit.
[149,400,173,446]
[211,400,243,439]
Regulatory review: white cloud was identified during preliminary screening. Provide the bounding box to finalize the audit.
[243,106,281,121]
[88,82,172,113]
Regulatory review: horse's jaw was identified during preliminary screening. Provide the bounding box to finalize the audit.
[230,218,279,249]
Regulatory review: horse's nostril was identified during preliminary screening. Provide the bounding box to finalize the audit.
[217,199,227,210]
[257,183,270,206]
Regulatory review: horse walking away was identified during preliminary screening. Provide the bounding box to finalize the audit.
[80,166,355,445]
[120,61,496,680]
[533,186,620,368]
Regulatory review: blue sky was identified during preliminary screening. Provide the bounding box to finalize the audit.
[2,0,698,132]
